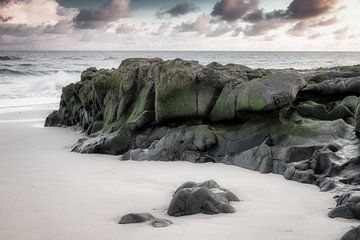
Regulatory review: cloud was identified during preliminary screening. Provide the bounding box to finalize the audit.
[115,23,136,34]
[73,0,129,29]
[311,16,338,27]
[211,0,259,22]
[206,23,233,37]
[174,13,236,37]
[286,17,339,37]
[0,15,12,22]
[174,13,211,34]
[243,19,283,36]
[0,23,43,37]
[333,26,349,40]
[287,21,309,36]
[44,20,73,34]
[157,0,198,18]
[287,0,338,19]
[152,22,172,36]
[0,0,22,6]
[239,0,341,37]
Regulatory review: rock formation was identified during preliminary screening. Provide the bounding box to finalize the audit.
[167,180,240,216]
[46,58,360,236]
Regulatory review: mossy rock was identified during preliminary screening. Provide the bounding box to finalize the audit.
[155,59,201,123]
[210,83,242,122]
[236,73,305,111]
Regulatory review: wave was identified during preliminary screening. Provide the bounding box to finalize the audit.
[19,63,36,67]
[0,70,79,100]
[0,68,26,75]
[0,67,80,76]
[0,56,21,61]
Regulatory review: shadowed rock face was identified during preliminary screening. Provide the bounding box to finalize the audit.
[46,59,360,232]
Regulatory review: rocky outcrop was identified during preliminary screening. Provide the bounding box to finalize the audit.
[46,59,360,236]
[167,180,240,216]
[46,59,360,190]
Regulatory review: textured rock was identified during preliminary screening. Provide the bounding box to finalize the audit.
[342,226,360,240]
[167,180,240,217]
[119,213,155,224]
[329,193,360,220]
[236,72,305,111]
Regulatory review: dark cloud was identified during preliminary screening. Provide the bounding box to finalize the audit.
[156,0,198,18]
[211,0,259,22]
[287,0,338,19]
[238,0,340,37]
[73,0,129,29]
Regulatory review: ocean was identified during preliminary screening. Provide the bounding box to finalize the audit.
[0,51,359,111]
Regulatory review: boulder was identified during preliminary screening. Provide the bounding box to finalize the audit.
[329,193,360,220]
[119,213,155,224]
[342,226,360,240]
[167,180,240,217]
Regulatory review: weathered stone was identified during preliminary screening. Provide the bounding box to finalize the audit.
[167,180,239,217]
[342,226,360,240]
[119,213,155,224]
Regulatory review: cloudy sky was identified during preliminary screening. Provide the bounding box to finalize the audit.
[0,0,359,51]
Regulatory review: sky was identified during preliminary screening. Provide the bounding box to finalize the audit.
[0,0,359,51]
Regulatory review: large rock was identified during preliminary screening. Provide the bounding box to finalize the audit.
[342,226,360,240]
[167,180,240,217]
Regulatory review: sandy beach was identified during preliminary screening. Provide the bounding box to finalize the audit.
[0,109,357,240]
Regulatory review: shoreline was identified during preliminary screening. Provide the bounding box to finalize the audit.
[0,109,357,240]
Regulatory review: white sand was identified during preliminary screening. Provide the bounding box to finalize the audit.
[0,109,357,240]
